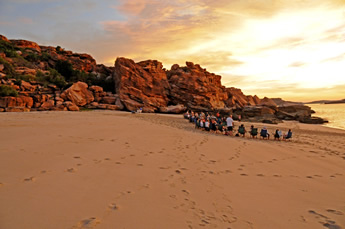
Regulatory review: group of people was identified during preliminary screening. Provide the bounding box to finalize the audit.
[184,111,292,140]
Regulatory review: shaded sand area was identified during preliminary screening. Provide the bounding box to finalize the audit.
[0,111,345,229]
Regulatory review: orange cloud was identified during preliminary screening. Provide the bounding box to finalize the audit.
[97,0,345,101]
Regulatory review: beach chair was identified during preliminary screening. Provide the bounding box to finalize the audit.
[284,131,292,140]
[238,126,245,137]
[250,128,258,138]
[260,129,269,139]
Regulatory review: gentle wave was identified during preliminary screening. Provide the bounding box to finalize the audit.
[307,103,345,130]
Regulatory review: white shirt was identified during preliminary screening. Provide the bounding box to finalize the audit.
[226,117,233,127]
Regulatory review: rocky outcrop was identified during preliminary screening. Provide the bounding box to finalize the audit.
[60,82,94,106]
[39,46,97,72]
[159,104,187,114]
[10,39,41,52]
[113,57,170,112]
[167,62,227,110]
[271,98,302,106]
[242,105,275,117]
[299,116,328,124]
[278,105,313,118]
[0,35,9,42]
[259,97,277,108]
[63,101,79,111]
[0,96,33,108]
[225,87,260,108]
[0,34,328,125]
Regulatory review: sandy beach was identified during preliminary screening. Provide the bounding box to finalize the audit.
[0,110,344,229]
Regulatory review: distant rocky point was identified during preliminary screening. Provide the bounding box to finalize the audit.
[306,99,345,104]
[0,34,327,124]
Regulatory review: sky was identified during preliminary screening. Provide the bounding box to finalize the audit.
[1,0,345,102]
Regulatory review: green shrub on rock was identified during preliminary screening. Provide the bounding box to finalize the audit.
[0,85,18,97]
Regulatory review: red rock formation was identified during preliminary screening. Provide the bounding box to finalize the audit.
[242,106,276,117]
[0,96,33,108]
[0,35,9,42]
[113,57,170,112]
[259,97,277,108]
[39,46,97,72]
[167,62,227,110]
[253,95,261,104]
[60,82,94,106]
[10,39,41,52]
[224,87,254,108]
[159,104,187,114]
[39,100,55,110]
[63,101,79,111]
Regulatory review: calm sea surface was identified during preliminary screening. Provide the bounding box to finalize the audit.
[307,103,345,130]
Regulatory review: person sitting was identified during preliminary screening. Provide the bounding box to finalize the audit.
[238,124,246,137]
[211,119,218,133]
[283,129,292,140]
[274,129,281,140]
[205,119,210,131]
[249,125,258,138]
[260,127,270,139]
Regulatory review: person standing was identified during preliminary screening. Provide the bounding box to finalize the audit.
[226,114,234,136]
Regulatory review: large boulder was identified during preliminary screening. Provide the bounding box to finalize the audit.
[299,116,328,124]
[113,58,170,112]
[278,104,313,118]
[60,82,94,106]
[242,105,275,117]
[167,62,228,110]
[0,96,33,108]
[39,100,55,110]
[63,101,79,111]
[159,104,187,114]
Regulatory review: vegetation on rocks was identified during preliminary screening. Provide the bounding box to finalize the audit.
[0,85,18,97]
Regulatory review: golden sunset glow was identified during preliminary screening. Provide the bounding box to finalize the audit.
[1,0,345,101]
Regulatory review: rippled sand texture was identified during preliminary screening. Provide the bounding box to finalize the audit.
[0,111,344,229]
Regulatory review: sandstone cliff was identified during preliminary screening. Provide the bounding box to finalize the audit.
[0,34,327,124]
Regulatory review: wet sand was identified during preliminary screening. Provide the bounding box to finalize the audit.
[0,111,344,229]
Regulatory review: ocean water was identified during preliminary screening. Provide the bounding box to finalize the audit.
[307,103,345,130]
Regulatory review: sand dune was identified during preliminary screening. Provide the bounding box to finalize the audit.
[0,111,344,229]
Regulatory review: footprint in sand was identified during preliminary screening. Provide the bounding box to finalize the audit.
[159,166,170,170]
[240,173,248,176]
[309,210,342,229]
[40,170,47,174]
[66,168,77,173]
[74,156,81,159]
[75,217,101,229]
[257,174,265,177]
[108,203,119,211]
[326,209,344,215]
[24,176,35,182]
[137,163,144,166]
[104,158,111,161]
[182,189,190,195]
